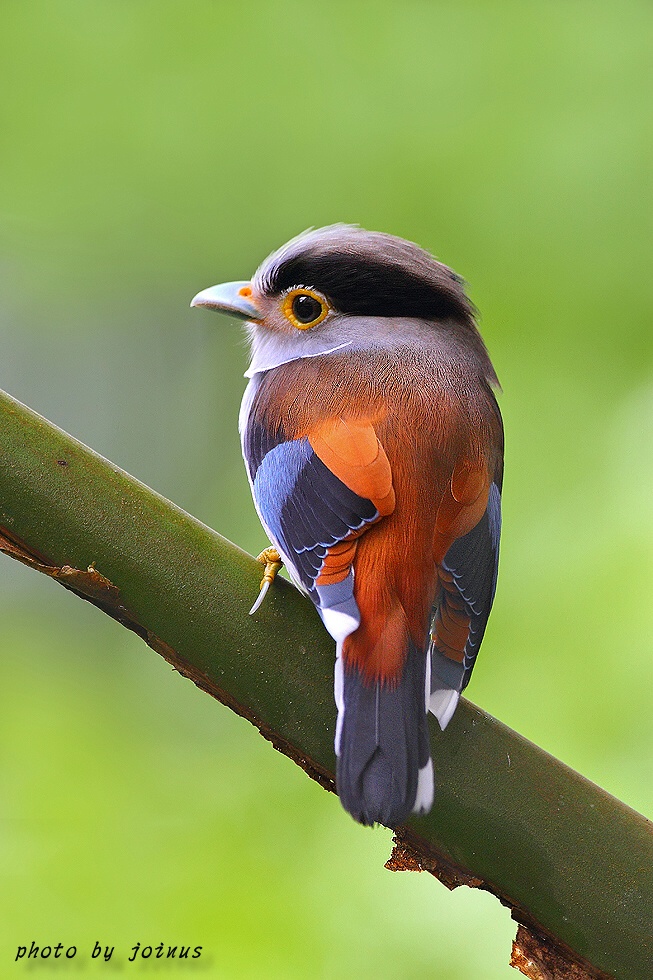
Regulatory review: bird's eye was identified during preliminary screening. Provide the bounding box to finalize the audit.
[293,294,321,323]
[282,288,329,330]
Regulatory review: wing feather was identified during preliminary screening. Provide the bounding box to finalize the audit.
[247,418,394,621]
[429,480,501,721]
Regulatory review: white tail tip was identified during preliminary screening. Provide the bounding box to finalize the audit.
[413,759,434,814]
[429,688,460,731]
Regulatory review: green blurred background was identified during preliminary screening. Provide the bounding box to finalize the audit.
[1,1,652,977]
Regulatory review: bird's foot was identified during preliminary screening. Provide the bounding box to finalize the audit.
[249,547,283,615]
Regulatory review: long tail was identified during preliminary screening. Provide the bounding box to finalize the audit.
[334,642,433,828]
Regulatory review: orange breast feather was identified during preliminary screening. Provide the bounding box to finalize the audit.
[308,417,395,514]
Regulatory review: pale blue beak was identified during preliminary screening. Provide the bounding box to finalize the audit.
[190,280,262,321]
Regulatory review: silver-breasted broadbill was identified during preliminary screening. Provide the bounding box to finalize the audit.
[191,225,503,829]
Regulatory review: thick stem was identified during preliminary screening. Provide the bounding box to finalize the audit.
[1,388,651,980]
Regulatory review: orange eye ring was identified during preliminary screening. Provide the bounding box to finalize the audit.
[282,288,330,330]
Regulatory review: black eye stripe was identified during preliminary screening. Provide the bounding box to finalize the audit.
[268,254,473,322]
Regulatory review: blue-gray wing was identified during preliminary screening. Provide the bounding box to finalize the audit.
[250,434,378,593]
[243,416,382,644]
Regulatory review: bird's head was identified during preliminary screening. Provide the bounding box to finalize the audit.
[191,225,497,383]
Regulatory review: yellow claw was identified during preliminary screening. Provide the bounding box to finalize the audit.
[249,547,283,615]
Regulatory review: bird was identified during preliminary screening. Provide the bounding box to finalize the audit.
[191,225,503,828]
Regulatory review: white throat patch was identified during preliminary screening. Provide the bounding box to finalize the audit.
[244,338,353,378]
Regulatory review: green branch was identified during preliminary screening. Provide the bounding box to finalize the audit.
[1,388,650,980]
